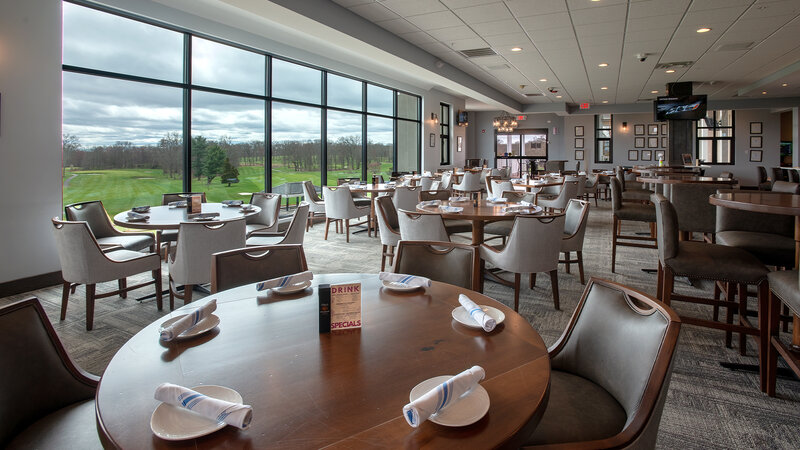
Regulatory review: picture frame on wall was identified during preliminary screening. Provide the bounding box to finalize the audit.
[628,150,639,161]
[660,123,668,135]
[681,153,693,165]
[750,136,762,148]
[641,150,652,161]
[575,150,584,160]
[648,137,658,148]
[648,124,659,135]
[655,150,666,162]
[750,149,763,162]
[634,137,645,148]
[660,137,668,148]
[575,137,584,148]
[634,124,645,135]
[457,135,463,152]
[429,133,435,147]
[750,122,762,134]
[574,125,584,137]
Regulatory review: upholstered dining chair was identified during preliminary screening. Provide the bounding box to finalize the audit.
[392,241,480,291]
[481,213,565,311]
[168,218,246,308]
[538,180,579,212]
[0,298,102,448]
[583,173,600,206]
[418,189,450,202]
[452,171,482,199]
[429,180,441,191]
[757,166,771,190]
[64,200,154,252]
[397,209,450,242]
[52,218,162,330]
[490,179,514,198]
[610,178,656,273]
[440,172,453,190]
[392,185,422,212]
[211,244,308,293]
[764,268,800,396]
[419,176,433,191]
[245,192,282,237]
[416,190,472,236]
[483,191,537,244]
[484,175,501,196]
[771,180,800,194]
[302,181,326,230]
[668,183,733,242]
[159,192,207,259]
[615,166,650,202]
[564,174,586,199]
[522,278,680,449]
[246,203,309,246]
[322,186,370,243]
[337,178,372,207]
[560,199,590,284]
[374,196,402,271]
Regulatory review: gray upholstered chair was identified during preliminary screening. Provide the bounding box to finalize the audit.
[397,209,450,242]
[565,174,586,199]
[392,185,422,212]
[451,171,482,198]
[211,244,308,293]
[560,199,590,284]
[168,218,246,308]
[668,183,733,241]
[583,173,600,206]
[757,166,771,190]
[652,194,769,378]
[419,189,450,202]
[246,203,309,246]
[322,186,369,243]
[419,176,433,191]
[523,278,680,448]
[610,178,656,273]
[159,192,207,259]
[245,192,281,237]
[490,180,513,198]
[771,180,800,194]
[417,190,472,236]
[429,180,441,190]
[440,172,453,190]
[615,166,650,202]
[0,298,102,448]
[52,218,162,330]
[484,191,537,243]
[392,241,480,291]
[302,181,326,230]
[765,268,800,396]
[481,214,565,311]
[64,200,154,252]
[374,196,401,271]
[538,180,579,212]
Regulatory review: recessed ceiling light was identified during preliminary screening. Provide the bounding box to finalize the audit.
[556,95,562,98]
[601,86,608,90]
[665,69,676,73]
[782,83,789,87]
[602,100,609,103]
[511,47,523,52]
[762,91,768,94]
[539,78,547,82]
[651,90,659,94]
[696,27,712,33]
[598,63,608,67]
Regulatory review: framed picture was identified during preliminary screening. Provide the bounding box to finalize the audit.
[681,153,693,165]
[660,123,668,135]
[429,133,435,147]
[575,137,584,148]
[648,137,658,148]
[634,137,645,148]
[655,150,666,162]
[634,124,645,135]
[648,124,659,135]
[750,136,762,148]
[750,149,763,162]
[456,135,463,152]
[628,150,639,161]
[575,150,584,160]
[574,125,584,137]
[750,122,762,134]
[660,137,668,148]
[641,150,652,161]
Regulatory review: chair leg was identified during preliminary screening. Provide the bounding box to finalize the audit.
[662,267,674,306]
[168,275,176,310]
[345,219,350,243]
[184,284,193,305]
[154,268,163,311]
[725,282,735,348]
[782,304,790,333]
[577,251,585,285]
[549,270,560,310]
[757,281,769,393]
[738,283,747,356]
[530,272,537,288]
[564,251,571,274]
[324,218,331,240]
[513,273,520,312]
[713,281,721,322]
[611,216,618,273]
[766,291,780,396]
[656,262,664,301]
[381,245,387,271]
[86,284,96,331]
[118,278,127,299]
[60,282,71,320]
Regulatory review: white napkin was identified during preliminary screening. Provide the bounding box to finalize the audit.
[402,366,486,427]
[222,200,243,206]
[439,205,463,213]
[379,272,431,287]
[418,200,441,207]
[486,197,506,203]
[458,294,495,332]
[154,383,253,430]
[160,299,217,341]
[448,196,469,202]
[256,271,313,291]
[126,211,149,221]
[423,171,432,177]
[168,201,187,208]
[503,205,540,214]
[520,200,534,207]
[188,212,220,221]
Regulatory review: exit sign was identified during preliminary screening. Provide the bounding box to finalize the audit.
[517,115,527,120]
[580,103,590,109]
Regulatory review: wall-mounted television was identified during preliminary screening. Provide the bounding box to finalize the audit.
[654,95,707,121]
[456,110,468,126]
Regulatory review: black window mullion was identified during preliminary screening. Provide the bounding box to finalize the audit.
[321,71,328,186]
[265,55,271,193]
[183,34,192,192]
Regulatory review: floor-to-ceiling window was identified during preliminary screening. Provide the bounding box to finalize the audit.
[697,110,734,164]
[62,2,421,215]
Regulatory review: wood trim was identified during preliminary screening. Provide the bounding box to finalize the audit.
[0,271,63,298]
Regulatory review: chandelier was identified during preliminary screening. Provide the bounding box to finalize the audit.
[492,112,518,132]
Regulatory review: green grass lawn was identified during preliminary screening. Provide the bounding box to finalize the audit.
[63,163,392,216]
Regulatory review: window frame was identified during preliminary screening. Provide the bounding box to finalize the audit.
[696,110,735,165]
[440,103,451,165]
[595,114,613,164]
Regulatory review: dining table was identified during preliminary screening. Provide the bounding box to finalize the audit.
[113,203,261,230]
[512,179,564,193]
[417,199,544,245]
[95,273,551,449]
[347,183,397,236]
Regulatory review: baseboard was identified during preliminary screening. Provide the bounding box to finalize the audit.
[0,271,63,298]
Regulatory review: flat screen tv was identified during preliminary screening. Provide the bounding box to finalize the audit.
[456,110,468,125]
[654,95,707,121]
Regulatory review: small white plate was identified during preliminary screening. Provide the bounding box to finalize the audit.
[451,305,505,329]
[409,376,490,427]
[381,280,422,292]
[273,279,312,294]
[192,217,219,222]
[151,385,241,441]
[159,314,220,339]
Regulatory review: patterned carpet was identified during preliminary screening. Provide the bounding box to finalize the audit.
[2,200,798,448]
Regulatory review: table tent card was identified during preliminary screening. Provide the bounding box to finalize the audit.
[330,282,362,330]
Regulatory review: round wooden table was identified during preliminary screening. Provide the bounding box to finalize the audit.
[95,273,551,449]
[113,203,260,230]
[636,175,737,185]
[417,200,544,245]
[513,180,563,192]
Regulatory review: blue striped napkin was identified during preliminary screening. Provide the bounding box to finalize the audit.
[378,272,431,287]
[418,200,441,207]
[439,205,463,213]
[403,366,485,427]
[256,271,313,291]
[159,299,217,341]
[458,294,495,332]
[154,383,252,429]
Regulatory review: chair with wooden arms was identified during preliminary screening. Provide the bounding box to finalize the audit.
[302,181,326,230]
[64,200,154,253]
[609,178,656,273]
[246,203,309,246]
[560,199,590,284]
[211,244,308,293]
[322,186,370,243]
[373,196,401,271]
[392,241,480,291]
[159,192,207,259]
[765,268,800,396]
[245,192,282,237]
[397,209,450,242]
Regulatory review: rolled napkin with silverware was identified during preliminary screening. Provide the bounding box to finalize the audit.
[132,205,151,213]
[168,200,187,208]
[187,212,220,220]
[448,196,469,202]
[222,200,243,206]
[126,211,150,221]
[403,365,486,428]
[458,294,495,332]
[154,383,253,429]
[439,205,463,213]
[256,271,313,291]
[417,200,441,208]
[160,299,217,341]
[378,272,431,287]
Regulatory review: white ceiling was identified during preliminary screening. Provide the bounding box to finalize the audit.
[331,0,800,106]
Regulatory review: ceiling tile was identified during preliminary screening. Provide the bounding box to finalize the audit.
[405,10,463,30]
[529,26,577,43]
[332,0,376,8]
[454,3,515,24]
[626,15,683,32]
[567,0,629,10]
[348,2,401,22]
[447,37,491,51]
[400,31,437,45]
[680,7,749,27]
[578,34,624,48]
[470,19,525,36]
[484,33,530,46]
[505,0,567,18]
[625,27,676,43]
[688,0,753,12]
[426,25,480,41]
[575,22,626,37]
[376,18,420,35]
[380,0,448,16]
[440,0,502,8]
[744,0,800,18]
[570,4,628,26]
[518,12,572,31]
[628,0,691,19]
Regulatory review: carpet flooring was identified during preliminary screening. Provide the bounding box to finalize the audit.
[2,200,798,448]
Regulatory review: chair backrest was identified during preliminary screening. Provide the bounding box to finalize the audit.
[610,177,623,212]
[440,172,452,189]
[63,200,116,239]
[322,186,362,220]
[545,160,563,173]
[493,214,565,273]
[162,192,207,204]
[490,180,513,198]
[392,186,422,212]
[772,167,785,182]
[0,298,97,446]
[668,183,732,234]
[397,210,450,242]
[562,199,590,252]
[790,169,800,183]
[772,180,800,194]
[615,166,626,190]
[548,278,680,448]
[429,180,441,191]
[419,176,433,190]
[279,203,310,245]
[718,171,733,179]
[418,190,451,202]
[170,218,247,285]
[454,171,481,192]
[565,175,586,197]
[485,175,501,195]
[393,241,480,291]
[247,192,281,231]
[757,166,768,183]
[651,193,679,263]
[302,181,323,203]
[541,181,580,210]
[51,218,113,284]
[211,244,308,293]
[502,191,536,203]
[374,196,401,246]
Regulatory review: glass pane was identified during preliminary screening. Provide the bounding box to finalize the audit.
[440,104,450,125]
[496,135,510,156]
[523,133,547,157]
[327,110,363,182]
[397,120,419,172]
[509,135,521,156]
[698,128,713,138]
[717,110,733,127]
[596,140,611,162]
[715,128,732,137]
[327,74,363,111]
[598,114,611,128]
[368,84,393,115]
[62,72,183,216]
[192,37,265,95]
[597,130,611,138]
[271,59,321,104]
[63,3,183,82]
[191,92,265,201]
[271,102,322,188]
[698,111,714,127]
[716,139,732,163]
[698,140,713,163]
[397,92,419,120]
[367,116,393,182]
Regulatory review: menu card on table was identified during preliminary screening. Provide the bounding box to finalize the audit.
[330,282,362,331]
[189,195,202,213]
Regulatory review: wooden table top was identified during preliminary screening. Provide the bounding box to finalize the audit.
[112,203,261,230]
[345,183,397,193]
[513,180,563,189]
[95,273,550,449]
[710,191,800,216]
[636,176,737,185]
[416,199,532,221]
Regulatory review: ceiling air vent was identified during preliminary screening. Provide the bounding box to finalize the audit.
[655,61,694,70]
[715,42,754,52]
[459,48,497,58]
[525,93,544,97]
